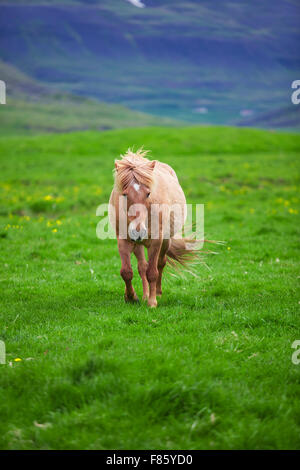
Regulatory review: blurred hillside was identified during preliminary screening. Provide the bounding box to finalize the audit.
[0,0,299,128]
[0,60,180,135]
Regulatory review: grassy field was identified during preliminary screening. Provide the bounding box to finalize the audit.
[0,126,299,450]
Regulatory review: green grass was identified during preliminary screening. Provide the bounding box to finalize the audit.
[0,126,299,450]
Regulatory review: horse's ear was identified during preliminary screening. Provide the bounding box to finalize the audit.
[149,160,156,171]
[115,160,120,171]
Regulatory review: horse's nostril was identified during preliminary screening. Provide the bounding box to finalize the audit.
[128,226,147,242]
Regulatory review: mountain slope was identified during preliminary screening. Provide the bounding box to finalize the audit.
[0,1,299,125]
[238,104,300,131]
[0,61,180,135]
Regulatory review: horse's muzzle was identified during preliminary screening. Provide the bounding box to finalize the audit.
[128,226,148,242]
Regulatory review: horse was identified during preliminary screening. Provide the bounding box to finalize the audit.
[109,148,200,307]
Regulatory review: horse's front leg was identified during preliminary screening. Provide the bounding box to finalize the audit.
[134,245,149,301]
[118,238,139,303]
[146,240,162,308]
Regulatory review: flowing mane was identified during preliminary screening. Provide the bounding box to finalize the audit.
[114,148,154,191]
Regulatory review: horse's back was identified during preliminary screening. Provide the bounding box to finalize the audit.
[155,161,178,182]
[154,159,186,207]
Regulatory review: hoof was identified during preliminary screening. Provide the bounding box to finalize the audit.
[148,299,157,308]
[124,294,140,304]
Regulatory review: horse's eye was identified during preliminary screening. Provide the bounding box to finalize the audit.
[147,192,150,198]
[122,194,127,197]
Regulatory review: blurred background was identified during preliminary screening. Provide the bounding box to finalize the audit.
[0,0,299,135]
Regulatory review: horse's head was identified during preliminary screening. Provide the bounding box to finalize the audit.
[123,181,151,241]
[114,154,155,242]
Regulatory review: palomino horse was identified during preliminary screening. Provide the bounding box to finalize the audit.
[109,148,199,307]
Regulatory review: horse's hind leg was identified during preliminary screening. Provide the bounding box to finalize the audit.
[118,238,139,303]
[134,245,149,301]
[156,240,170,296]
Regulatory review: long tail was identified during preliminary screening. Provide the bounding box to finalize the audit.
[166,237,220,270]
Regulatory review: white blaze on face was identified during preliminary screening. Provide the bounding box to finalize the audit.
[133,183,140,192]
